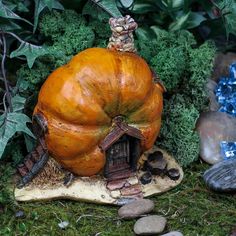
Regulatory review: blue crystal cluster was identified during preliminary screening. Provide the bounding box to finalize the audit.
[216,63,236,161]
[215,63,236,116]
[220,141,236,160]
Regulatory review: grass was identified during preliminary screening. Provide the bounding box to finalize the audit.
[0,161,236,236]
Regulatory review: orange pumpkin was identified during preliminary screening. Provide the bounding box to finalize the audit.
[33,17,164,177]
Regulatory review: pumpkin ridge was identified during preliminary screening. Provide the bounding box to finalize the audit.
[117,52,153,117]
[114,53,123,117]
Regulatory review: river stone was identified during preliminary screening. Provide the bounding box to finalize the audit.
[212,52,236,81]
[206,79,220,111]
[134,215,167,235]
[161,231,183,236]
[203,159,236,192]
[118,199,154,219]
[196,111,236,164]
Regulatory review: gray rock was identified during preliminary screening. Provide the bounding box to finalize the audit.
[212,52,236,82]
[118,199,154,219]
[161,231,183,236]
[206,79,220,111]
[15,210,25,219]
[134,215,167,235]
[196,111,236,164]
[203,159,236,192]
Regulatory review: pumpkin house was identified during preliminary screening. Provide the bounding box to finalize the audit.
[18,15,164,184]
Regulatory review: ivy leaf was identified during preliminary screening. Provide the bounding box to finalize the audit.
[220,0,236,37]
[33,0,64,32]
[135,27,158,41]
[10,42,49,68]
[0,18,21,31]
[90,0,122,17]
[0,0,32,25]
[185,12,206,29]
[118,0,134,9]
[131,2,156,14]
[0,113,35,159]
[12,95,26,112]
[169,11,206,31]
[169,12,190,31]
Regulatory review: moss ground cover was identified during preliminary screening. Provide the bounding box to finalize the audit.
[1,162,236,236]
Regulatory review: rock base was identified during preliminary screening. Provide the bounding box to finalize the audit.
[14,148,183,205]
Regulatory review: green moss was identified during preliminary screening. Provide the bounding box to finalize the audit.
[137,30,196,62]
[157,95,200,166]
[136,30,215,167]
[16,9,96,102]
[52,25,95,56]
[137,39,160,62]
[88,17,110,40]
[39,9,95,66]
[39,10,86,40]
[155,30,196,51]
[151,46,186,92]
[16,61,52,95]
[1,163,236,236]
[183,41,216,111]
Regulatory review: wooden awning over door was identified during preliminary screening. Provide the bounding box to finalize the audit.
[99,117,144,151]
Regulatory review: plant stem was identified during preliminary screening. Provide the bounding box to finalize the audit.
[4,31,25,44]
[1,33,13,112]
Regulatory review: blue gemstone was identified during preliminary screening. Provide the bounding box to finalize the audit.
[215,63,236,116]
[220,141,236,160]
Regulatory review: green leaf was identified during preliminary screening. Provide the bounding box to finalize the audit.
[0,0,32,25]
[33,0,64,32]
[220,0,236,37]
[0,113,35,159]
[131,3,156,14]
[150,25,163,36]
[10,42,49,68]
[135,27,157,41]
[90,0,122,17]
[12,95,26,112]
[118,0,133,9]
[171,0,185,9]
[0,18,21,31]
[169,12,190,31]
[185,12,207,29]
[169,11,206,31]
[17,2,30,12]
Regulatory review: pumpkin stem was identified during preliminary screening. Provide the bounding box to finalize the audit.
[107,15,137,53]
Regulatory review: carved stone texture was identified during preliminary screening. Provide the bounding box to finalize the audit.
[108,15,137,52]
[203,159,236,192]
[14,148,183,205]
[146,151,167,175]
[140,172,152,185]
[167,168,180,181]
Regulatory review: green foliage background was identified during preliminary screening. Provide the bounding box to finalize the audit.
[0,0,219,166]
[0,1,235,235]
[14,8,216,167]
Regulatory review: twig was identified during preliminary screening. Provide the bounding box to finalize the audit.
[0,33,12,112]
[4,31,25,44]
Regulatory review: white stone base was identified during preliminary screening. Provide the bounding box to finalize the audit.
[14,148,183,205]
